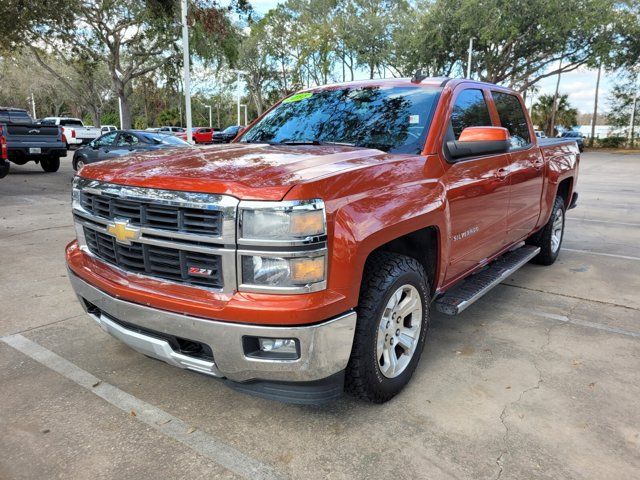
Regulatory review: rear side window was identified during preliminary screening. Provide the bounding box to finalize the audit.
[450,89,492,139]
[61,119,83,126]
[8,111,33,124]
[492,92,531,148]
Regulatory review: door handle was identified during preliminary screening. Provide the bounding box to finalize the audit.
[533,159,545,170]
[495,168,508,180]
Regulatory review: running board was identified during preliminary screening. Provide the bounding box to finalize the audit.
[435,245,540,315]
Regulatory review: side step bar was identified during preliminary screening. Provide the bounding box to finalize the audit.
[435,245,540,315]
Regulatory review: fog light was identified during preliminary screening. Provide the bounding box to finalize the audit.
[259,338,297,354]
[243,336,300,360]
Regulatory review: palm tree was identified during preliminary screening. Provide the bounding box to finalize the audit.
[532,94,578,136]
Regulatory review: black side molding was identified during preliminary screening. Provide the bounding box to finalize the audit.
[568,192,579,210]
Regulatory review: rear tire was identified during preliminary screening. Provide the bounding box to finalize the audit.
[0,160,9,178]
[345,251,430,403]
[41,157,60,173]
[527,196,565,265]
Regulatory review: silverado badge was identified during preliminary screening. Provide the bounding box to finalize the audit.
[106,219,140,245]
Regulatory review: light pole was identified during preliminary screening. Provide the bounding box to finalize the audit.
[466,38,474,79]
[31,93,36,119]
[115,68,124,129]
[230,69,247,126]
[205,105,212,128]
[240,104,248,126]
[181,0,193,143]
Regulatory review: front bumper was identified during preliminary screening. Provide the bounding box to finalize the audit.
[68,271,356,385]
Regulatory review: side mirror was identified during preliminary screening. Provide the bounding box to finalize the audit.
[447,127,510,159]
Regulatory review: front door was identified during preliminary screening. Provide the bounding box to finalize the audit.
[442,88,511,283]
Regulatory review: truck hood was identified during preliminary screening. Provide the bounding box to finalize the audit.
[79,143,387,200]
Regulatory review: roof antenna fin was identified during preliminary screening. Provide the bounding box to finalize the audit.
[411,70,428,83]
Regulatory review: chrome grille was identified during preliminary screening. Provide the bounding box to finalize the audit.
[72,178,239,292]
[80,191,223,236]
[84,228,223,288]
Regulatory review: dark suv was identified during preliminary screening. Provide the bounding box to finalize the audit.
[560,130,585,152]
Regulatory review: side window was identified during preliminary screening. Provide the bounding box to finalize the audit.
[95,132,118,147]
[492,92,531,148]
[450,89,492,139]
[117,133,139,146]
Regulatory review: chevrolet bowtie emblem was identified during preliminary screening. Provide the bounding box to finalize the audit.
[106,220,140,245]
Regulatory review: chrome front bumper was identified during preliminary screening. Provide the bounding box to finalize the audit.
[68,271,356,383]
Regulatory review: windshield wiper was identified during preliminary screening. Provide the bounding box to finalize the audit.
[276,140,356,147]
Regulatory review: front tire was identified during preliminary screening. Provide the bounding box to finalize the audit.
[41,157,60,173]
[73,156,86,171]
[345,252,430,403]
[0,160,9,178]
[527,195,565,265]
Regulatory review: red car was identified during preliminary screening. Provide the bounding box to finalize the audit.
[176,127,215,144]
[67,77,579,404]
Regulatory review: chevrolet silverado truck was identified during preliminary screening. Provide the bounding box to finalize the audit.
[66,77,579,404]
[0,107,67,176]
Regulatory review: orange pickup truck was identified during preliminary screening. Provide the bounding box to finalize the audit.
[66,77,579,404]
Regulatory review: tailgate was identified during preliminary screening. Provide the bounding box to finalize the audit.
[6,124,64,147]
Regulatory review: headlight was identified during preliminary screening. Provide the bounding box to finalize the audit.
[237,200,328,293]
[239,199,326,245]
[71,176,82,209]
[239,251,326,293]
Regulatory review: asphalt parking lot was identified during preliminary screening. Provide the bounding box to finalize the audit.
[1,151,639,479]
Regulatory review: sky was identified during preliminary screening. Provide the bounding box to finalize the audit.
[239,0,613,115]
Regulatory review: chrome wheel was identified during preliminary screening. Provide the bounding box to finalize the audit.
[76,159,85,170]
[551,208,564,253]
[376,284,423,379]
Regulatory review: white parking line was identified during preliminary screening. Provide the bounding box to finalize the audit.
[562,248,640,261]
[0,334,285,480]
[514,308,640,338]
[566,217,640,227]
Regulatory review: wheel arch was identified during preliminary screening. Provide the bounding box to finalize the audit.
[366,226,440,295]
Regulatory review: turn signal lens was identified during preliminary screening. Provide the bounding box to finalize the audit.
[289,210,324,237]
[291,257,325,284]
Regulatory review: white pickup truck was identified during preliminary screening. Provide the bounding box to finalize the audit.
[40,117,102,147]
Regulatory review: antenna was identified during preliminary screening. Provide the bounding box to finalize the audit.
[411,70,428,83]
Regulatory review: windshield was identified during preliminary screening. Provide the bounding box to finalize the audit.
[223,126,240,134]
[240,86,441,154]
[142,133,189,145]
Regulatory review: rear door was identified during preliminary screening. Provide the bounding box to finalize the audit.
[490,91,544,240]
[441,87,511,283]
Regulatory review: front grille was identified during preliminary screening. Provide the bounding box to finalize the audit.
[80,191,222,236]
[84,228,223,288]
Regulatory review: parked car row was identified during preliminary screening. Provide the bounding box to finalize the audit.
[72,130,189,170]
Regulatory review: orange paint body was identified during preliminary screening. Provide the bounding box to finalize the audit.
[66,78,579,326]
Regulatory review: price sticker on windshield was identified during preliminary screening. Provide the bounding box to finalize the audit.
[409,115,420,124]
[282,92,313,103]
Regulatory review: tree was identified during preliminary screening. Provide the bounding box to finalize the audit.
[532,94,578,136]
[411,0,621,91]
[238,19,277,115]
[348,0,409,79]
[607,76,640,146]
[30,1,179,129]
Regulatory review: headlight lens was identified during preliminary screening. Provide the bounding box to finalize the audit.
[71,176,81,209]
[241,254,326,289]
[239,200,325,243]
